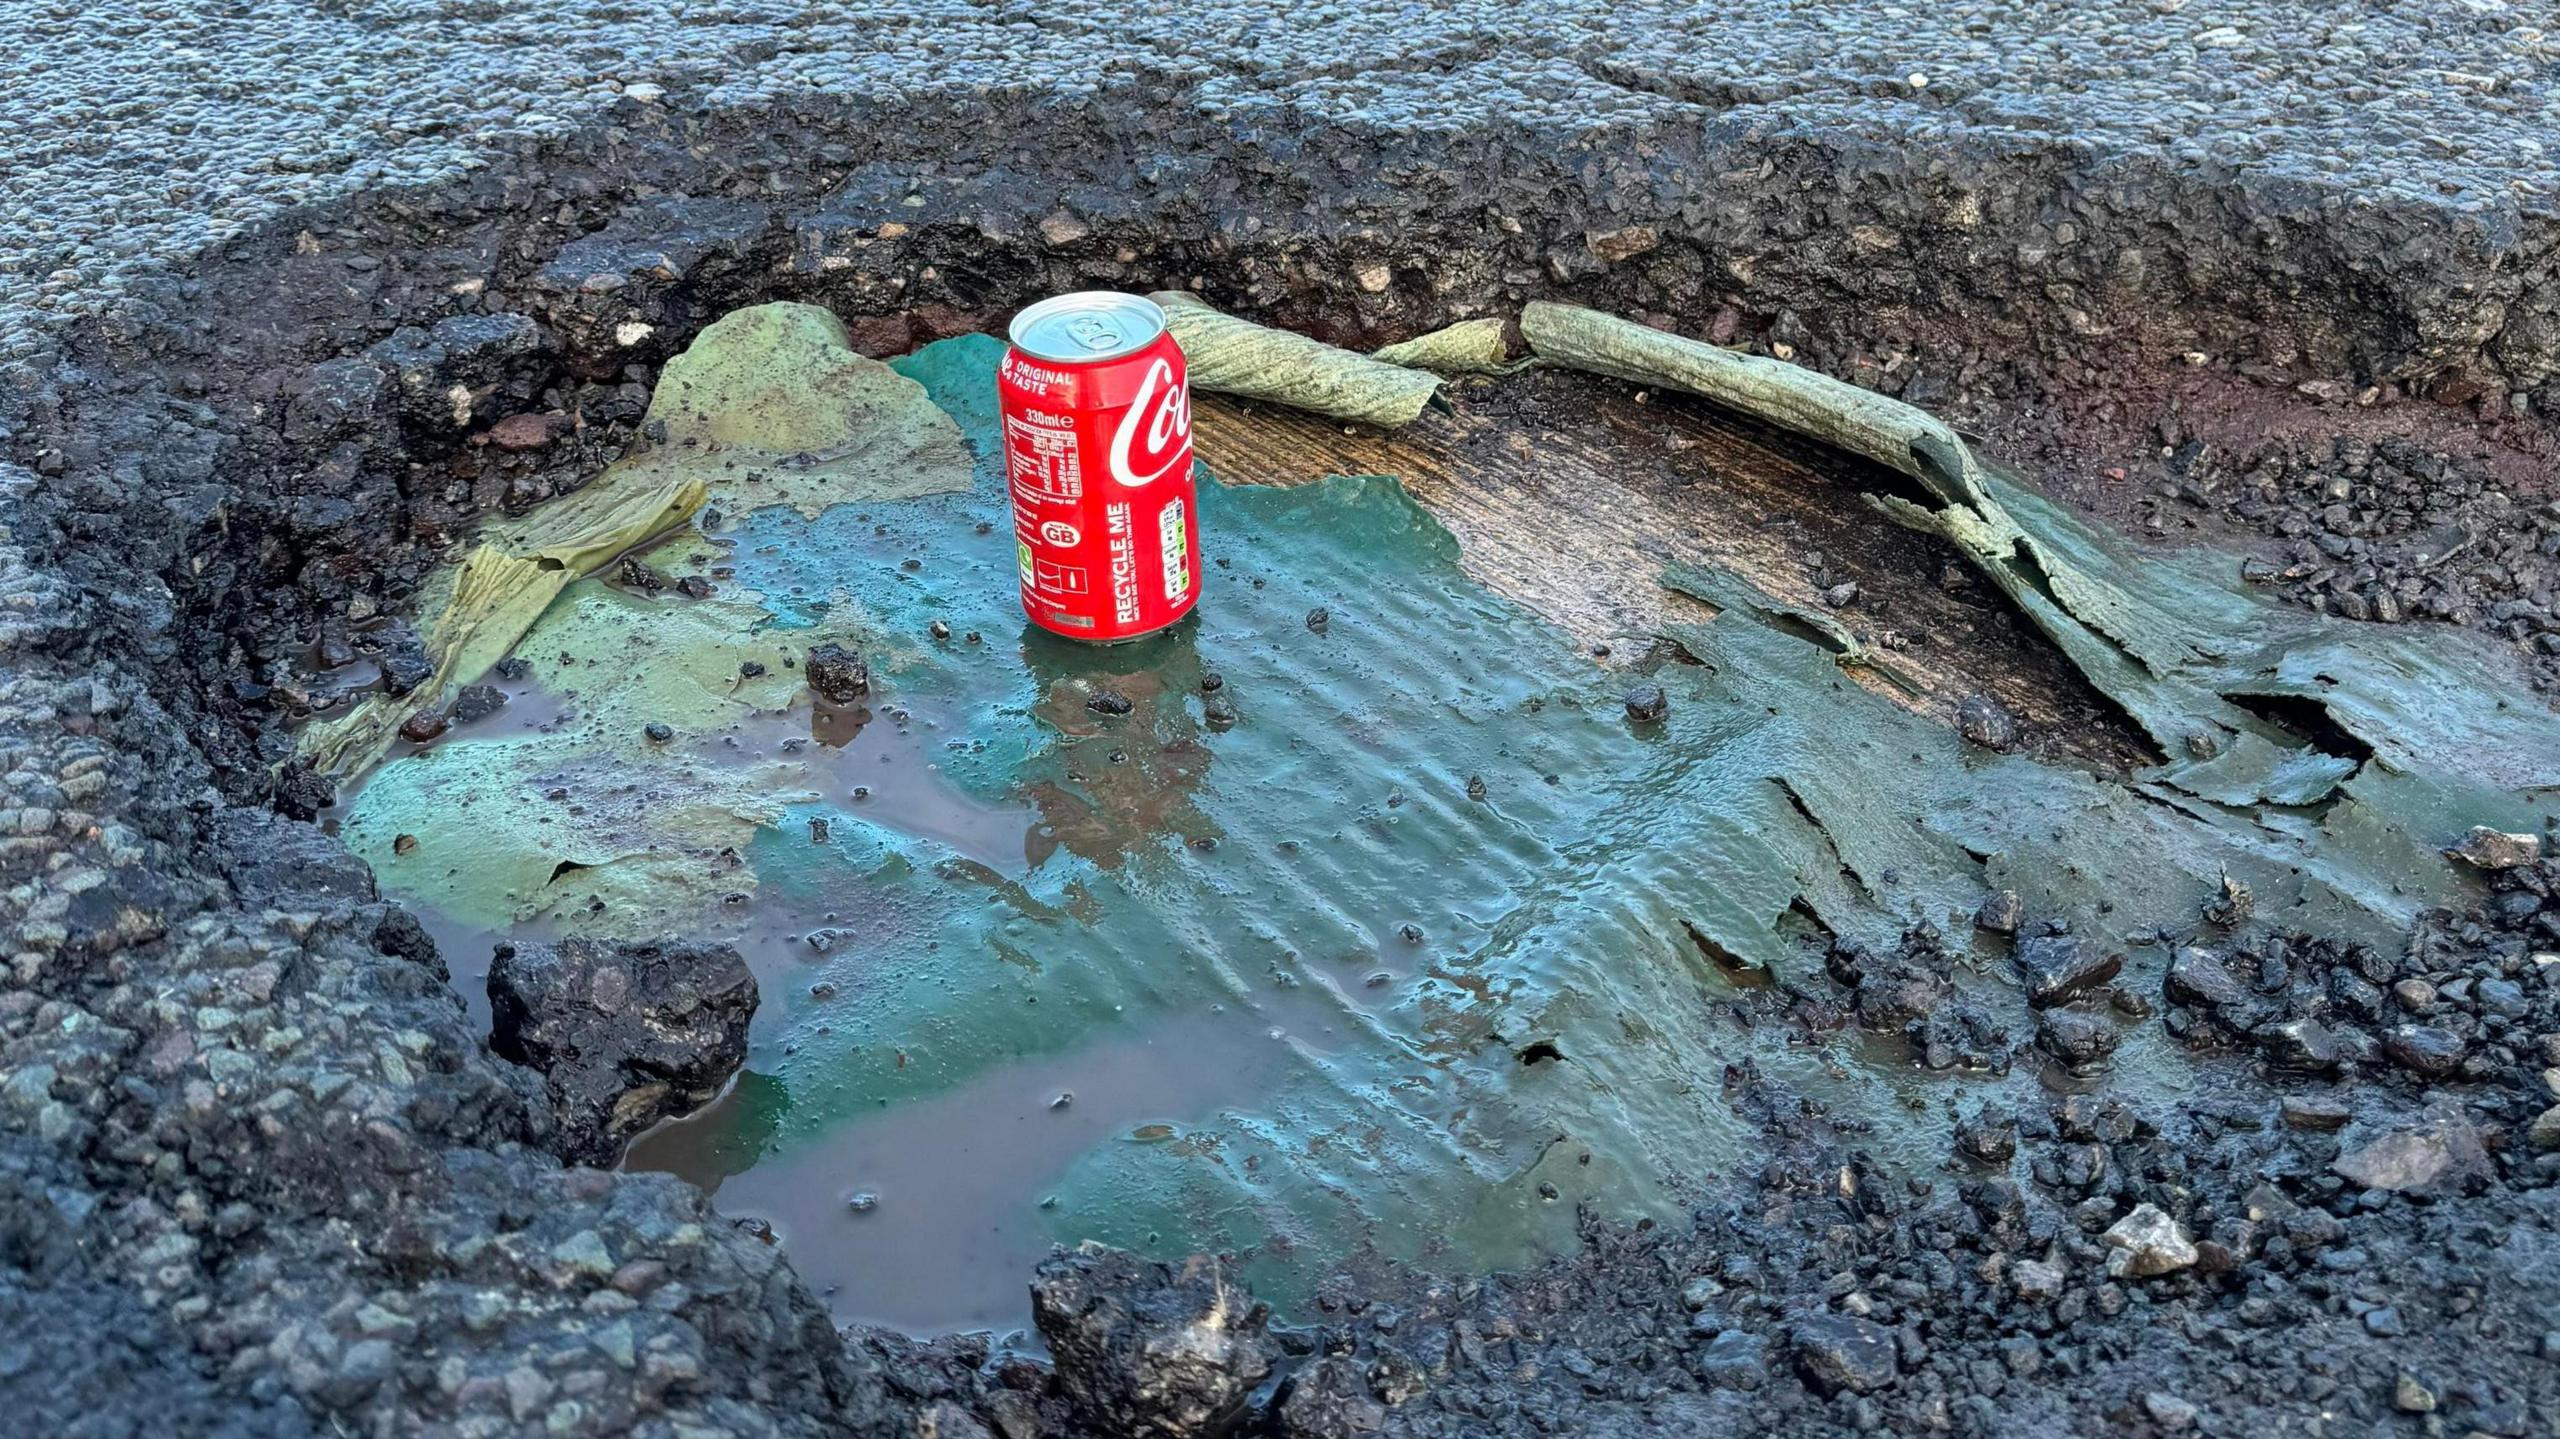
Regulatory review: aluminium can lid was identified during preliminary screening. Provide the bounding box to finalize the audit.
[1007,291,1167,364]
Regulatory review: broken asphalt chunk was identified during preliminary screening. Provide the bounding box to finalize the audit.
[2014,936,2121,1007]
[1789,1314,1899,1395]
[486,937,757,1166]
[2448,826,2541,870]
[1032,1244,1275,1438]
[805,643,869,703]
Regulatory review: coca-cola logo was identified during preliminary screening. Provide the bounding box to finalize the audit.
[1108,356,1192,488]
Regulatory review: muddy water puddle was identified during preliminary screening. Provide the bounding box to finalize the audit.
[332,326,2550,1337]
[628,1011,1308,1333]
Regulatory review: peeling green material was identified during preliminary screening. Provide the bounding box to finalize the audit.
[1662,562,1919,694]
[350,315,2558,1330]
[297,455,708,780]
[1520,301,2560,816]
[633,300,973,519]
[341,588,835,932]
[299,302,970,785]
[1152,291,1443,427]
[1371,317,1517,374]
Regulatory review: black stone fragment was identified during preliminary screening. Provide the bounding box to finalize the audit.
[2036,1008,2119,1067]
[374,624,434,697]
[448,682,507,724]
[486,937,757,1166]
[805,643,869,703]
[1956,693,2020,751]
[2014,936,2121,1007]
[272,758,336,821]
[2379,1023,2464,1079]
[1790,1314,1899,1395]
[1032,1244,1275,1438]
[1974,889,2023,934]
[2165,946,2248,1012]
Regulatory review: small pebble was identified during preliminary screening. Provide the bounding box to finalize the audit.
[1956,693,2021,751]
[1625,683,1669,723]
[449,683,507,724]
[1974,889,2024,935]
[644,722,674,743]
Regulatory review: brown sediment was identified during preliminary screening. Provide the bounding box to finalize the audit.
[1190,373,2156,771]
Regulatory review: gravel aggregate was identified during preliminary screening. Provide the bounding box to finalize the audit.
[5,3,2560,1436]
[6,0,2557,367]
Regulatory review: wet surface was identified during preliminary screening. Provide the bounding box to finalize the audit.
[341,330,2556,1337]
[627,1011,1304,1335]
[1192,369,2161,771]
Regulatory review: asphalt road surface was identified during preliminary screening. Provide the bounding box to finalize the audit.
[6,0,2553,363]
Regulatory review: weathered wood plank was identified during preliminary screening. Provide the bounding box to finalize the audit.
[1193,369,2153,770]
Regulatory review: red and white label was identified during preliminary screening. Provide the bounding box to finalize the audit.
[999,321,1201,641]
[1107,356,1192,488]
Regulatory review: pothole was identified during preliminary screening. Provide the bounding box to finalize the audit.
[292,291,2560,1341]
[30,75,2559,1429]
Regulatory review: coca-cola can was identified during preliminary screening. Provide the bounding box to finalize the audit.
[998,292,1201,642]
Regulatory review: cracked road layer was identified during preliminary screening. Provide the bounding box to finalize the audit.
[3,2,2559,1437]
[6,0,2553,353]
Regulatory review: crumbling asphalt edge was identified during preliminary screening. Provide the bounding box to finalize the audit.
[1,79,2556,1437]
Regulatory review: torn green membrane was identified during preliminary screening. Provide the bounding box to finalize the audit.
[636,300,973,520]
[340,589,836,932]
[1154,291,1443,427]
[354,328,2555,1332]
[1522,302,2560,811]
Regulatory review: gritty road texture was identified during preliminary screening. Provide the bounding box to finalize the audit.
[6,0,2554,351]
[5,2,2560,1437]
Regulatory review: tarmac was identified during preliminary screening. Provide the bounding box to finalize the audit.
[5,4,2560,1437]
[6,0,2554,361]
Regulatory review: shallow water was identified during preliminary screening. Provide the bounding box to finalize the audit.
[627,1009,1306,1334]
[341,331,2550,1334]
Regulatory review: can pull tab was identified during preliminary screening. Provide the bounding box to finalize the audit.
[1064,315,1125,352]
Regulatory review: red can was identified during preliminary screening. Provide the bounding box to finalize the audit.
[999,292,1201,642]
